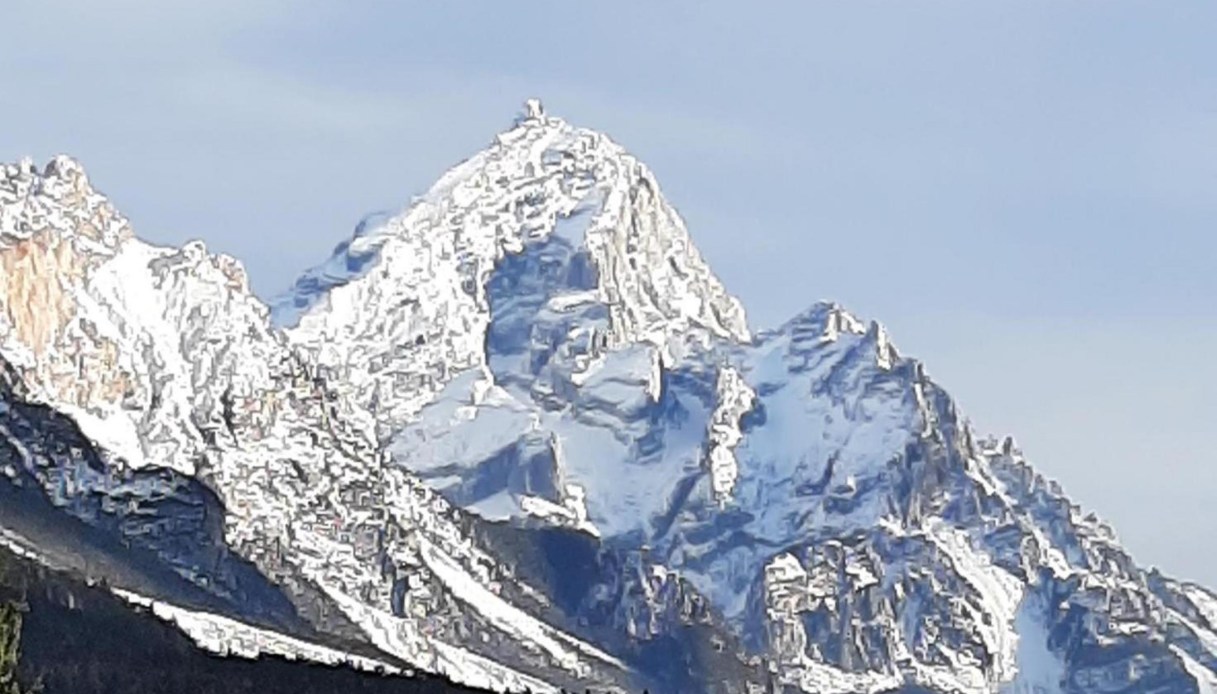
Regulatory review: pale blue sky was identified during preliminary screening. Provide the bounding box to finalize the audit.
[3,2,1215,583]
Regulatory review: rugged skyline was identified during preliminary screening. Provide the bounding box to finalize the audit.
[2,102,1216,691]
[3,2,1213,588]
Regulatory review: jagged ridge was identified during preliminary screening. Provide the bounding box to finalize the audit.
[1,102,1216,694]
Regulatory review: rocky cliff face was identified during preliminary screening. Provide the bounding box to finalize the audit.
[0,152,639,693]
[2,104,1215,693]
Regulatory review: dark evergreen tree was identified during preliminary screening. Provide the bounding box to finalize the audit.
[0,601,22,694]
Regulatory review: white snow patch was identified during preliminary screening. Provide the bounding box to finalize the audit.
[318,581,556,694]
[418,538,625,672]
[520,488,600,537]
[1186,585,1217,630]
[1002,595,1065,693]
[112,589,401,674]
[705,365,756,503]
[1174,646,1217,694]
[926,520,1024,684]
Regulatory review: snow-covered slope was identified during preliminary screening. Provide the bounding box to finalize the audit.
[0,154,639,693]
[3,102,1216,693]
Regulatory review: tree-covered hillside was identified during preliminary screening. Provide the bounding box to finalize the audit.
[0,546,482,694]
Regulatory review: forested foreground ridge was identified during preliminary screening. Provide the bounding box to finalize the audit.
[0,547,481,694]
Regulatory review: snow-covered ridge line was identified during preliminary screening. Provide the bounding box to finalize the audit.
[272,101,749,436]
[269,100,1217,692]
[113,589,404,674]
[314,580,558,694]
[5,98,1217,693]
[418,537,626,671]
[1,147,634,691]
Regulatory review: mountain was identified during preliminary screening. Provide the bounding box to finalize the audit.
[2,101,1216,693]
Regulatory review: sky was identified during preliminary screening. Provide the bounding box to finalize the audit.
[3,2,1215,583]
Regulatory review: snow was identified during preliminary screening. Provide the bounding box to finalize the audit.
[543,412,698,538]
[519,490,599,537]
[546,290,600,312]
[762,552,905,694]
[0,526,42,562]
[49,404,146,467]
[274,104,749,443]
[1003,596,1065,693]
[1176,646,1217,694]
[5,105,1217,694]
[317,581,556,694]
[781,660,904,694]
[1187,585,1217,629]
[869,321,895,370]
[524,98,545,120]
[113,589,402,674]
[418,538,625,673]
[704,365,755,503]
[389,369,537,480]
[926,520,1024,683]
[732,310,921,543]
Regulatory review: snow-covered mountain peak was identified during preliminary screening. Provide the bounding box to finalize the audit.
[272,103,749,439]
[6,114,1217,694]
[267,99,1217,689]
[0,155,289,479]
[0,153,645,692]
[1,154,131,251]
[0,156,142,409]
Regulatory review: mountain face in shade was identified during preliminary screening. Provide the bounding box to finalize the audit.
[2,103,1216,694]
